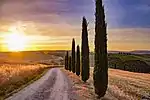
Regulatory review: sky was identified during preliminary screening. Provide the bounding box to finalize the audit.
[0,0,150,51]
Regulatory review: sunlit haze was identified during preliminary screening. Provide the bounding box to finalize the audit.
[0,0,150,51]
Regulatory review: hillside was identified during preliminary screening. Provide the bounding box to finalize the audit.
[107,68,150,99]
[0,51,65,65]
[108,54,150,73]
[90,53,150,73]
[64,68,150,100]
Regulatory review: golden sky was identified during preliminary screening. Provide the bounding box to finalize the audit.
[0,21,149,51]
[0,0,150,51]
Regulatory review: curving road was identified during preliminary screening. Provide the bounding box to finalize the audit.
[6,68,78,100]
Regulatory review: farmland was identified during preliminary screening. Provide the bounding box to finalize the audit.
[0,51,65,99]
[0,51,150,100]
[0,64,49,99]
[64,68,150,100]
[108,54,150,73]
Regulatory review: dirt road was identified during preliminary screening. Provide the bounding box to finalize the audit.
[6,68,77,100]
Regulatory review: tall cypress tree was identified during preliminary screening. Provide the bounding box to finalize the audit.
[76,45,80,76]
[72,38,75,73]
[69,56,72,71]
[94,0,108,98]
[65,55,67,70]
[66,51,69,70]
[81,17,90,82]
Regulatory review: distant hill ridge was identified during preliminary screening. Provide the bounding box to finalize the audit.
[0,50,150,54]
[108,50,150,54]
[130,50,150,54]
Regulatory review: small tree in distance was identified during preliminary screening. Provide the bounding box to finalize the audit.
[64,55,67,70]
[66,51,69,70]
[76,45,80,76]
[72,38,75,73]
[69,56,72,71]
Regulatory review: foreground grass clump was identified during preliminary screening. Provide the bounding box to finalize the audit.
[0,64,49,99]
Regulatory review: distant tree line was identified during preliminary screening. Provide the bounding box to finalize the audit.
[118,52,131,55]
[108,56,150,73]
[64,0,108,98]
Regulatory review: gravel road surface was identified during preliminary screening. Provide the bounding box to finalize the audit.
[6,68,77,100]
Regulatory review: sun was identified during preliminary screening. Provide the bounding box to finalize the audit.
[4,26,28,52]
[5,33,27,51]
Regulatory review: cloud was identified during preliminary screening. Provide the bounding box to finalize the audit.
[0,0,93,39]
[108,28,150,43]
[0,0,150,51]
[0,0,93,22]
[1,0,150,28]
[107,28,150,51]
[104,0,150,28]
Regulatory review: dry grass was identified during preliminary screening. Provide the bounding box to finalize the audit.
[62,69,98,100]
[63,68,150,100]
[108,69,150,100]
[0,64,49,99]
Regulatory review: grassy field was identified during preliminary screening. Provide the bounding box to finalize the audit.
[107,54,150,73]
[108,54,150,65]
[108,69,150,100]
[0,51,65,99]
[0,64,50,100]
[63,68,150,100]
[109,54,140,61]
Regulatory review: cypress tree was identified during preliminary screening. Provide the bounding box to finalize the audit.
[64,55,67,70]
[69,56,72,71]
[72,38,75,73]
[66,51,69,70]
[114,64,116,69]
[94,0,108,98]
[81,17,90,82]
[76,45,80,76]
[124,65,126,70]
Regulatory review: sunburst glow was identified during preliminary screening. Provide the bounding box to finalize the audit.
[3,25,28,51]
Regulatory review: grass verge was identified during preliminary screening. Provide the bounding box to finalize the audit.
[62,69,98,100]
[63,68,150,100]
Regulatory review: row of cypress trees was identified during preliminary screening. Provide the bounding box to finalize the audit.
[64,17,90,82]
[65,0,108,98]
[64,42,81,76]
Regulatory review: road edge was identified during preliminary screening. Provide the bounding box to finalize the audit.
[4,68,50,99]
